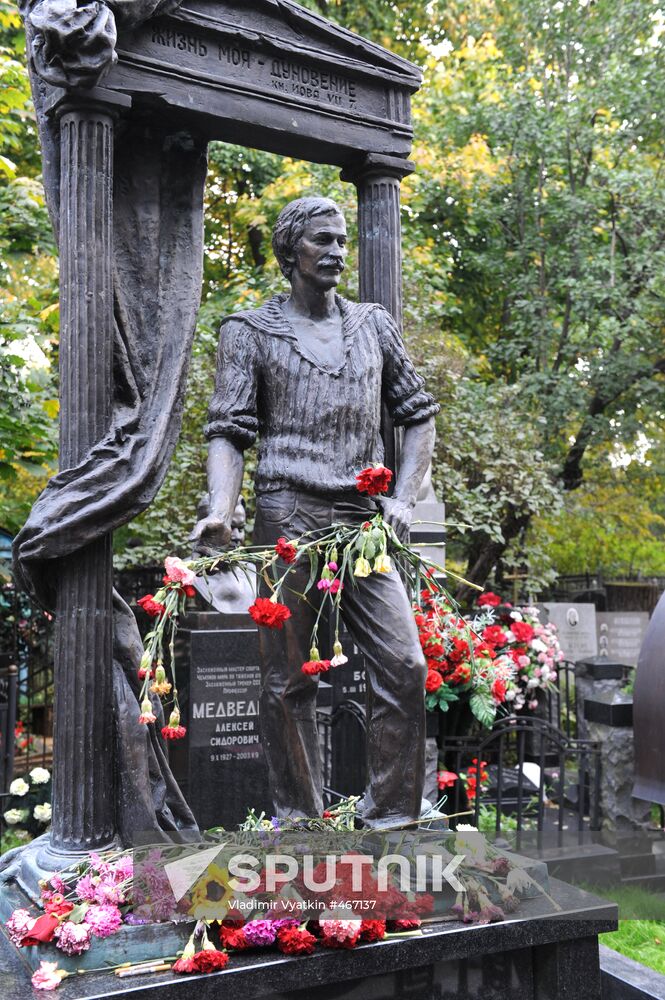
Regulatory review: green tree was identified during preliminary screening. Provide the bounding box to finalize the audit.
[0,0,58,534]
[397,0,665,595]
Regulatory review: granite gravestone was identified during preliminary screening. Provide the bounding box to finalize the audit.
[543,601,598,662]
[173,612,272,830]
[596,612,650,667]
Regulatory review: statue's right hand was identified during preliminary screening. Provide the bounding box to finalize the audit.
[188,514,232,556]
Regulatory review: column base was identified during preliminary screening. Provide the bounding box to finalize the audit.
[0,833,120,903]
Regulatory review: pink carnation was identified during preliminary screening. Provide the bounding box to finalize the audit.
[6,908,35,946]
[319,918,361,944]
[94,876,125,905]
[54,921,91,955]
[164,556,195,586]
[242,919,278,946]
[111,856,133,881]
[31,962,67,991]
[75,874,97,902]
[85,904,123,939]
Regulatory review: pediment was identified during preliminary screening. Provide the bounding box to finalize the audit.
[108,0,421,164]
[178,0,422,88]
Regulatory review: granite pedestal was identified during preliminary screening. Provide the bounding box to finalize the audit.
[0,879,617,1000]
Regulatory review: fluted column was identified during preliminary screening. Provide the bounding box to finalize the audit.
[342,153,414,474]
[45,95,127,858]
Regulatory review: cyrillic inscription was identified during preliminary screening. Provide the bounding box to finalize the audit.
[147,25,362,112]
[270,59,357,107]
[151,26,208,57]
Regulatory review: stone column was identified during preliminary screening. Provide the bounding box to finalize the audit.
[342,153,414,472]
[42,93,129,862]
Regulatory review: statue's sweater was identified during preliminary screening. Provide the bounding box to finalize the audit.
[204,294,439,496]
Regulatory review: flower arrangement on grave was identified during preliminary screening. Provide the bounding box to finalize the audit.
[5,851,136,989]
[415,591,517,728]
[475,596,564,712]
[135,465,477,740]
[3,766,52,836]
[4,799,556,989]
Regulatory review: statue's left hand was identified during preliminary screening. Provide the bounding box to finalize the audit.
[377,496,413,543]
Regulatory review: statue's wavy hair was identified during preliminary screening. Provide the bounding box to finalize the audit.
[272,196,342,278]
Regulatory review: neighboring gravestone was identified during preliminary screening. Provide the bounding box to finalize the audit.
[410,500,446,569]
[596,612,650,667]
[543,602,598,661]
[575,656,649,838]
[172,612,272,830]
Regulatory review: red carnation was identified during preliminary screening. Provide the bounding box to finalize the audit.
[277,925,317,956]
[482,625,507,646]
[477,592,502,607]
[191,949,229,973]
[42,894,73,918]
[360,919,386,942]
[491,678,507,703]
[19,912,59,946]
[275,537,298,564]
[172,957,196,974]
[437,770,458,790]
[248,597,291,629]
[137,594,167,617]
[161,724,187,740]
[510,620,535,643]
[301,659,331,675]
[425,670,443,692]
[355,465,393,496]
[387,918,421,932]
[219,925,250,950]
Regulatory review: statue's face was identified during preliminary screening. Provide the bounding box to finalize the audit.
[292,212,347,289]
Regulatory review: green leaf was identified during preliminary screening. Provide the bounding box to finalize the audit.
[303,549,319,595]
[470,693,496,730]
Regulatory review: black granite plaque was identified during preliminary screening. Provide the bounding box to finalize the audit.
[324,624,368,797]
[173,615,272,830]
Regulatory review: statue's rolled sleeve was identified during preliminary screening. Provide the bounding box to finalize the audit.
[377,309,440,427]
[204,319,259,449]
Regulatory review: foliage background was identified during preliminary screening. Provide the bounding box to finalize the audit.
[2,0,665,595]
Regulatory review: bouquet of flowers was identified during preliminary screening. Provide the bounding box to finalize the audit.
[475,596,563,712]
[136,466,477,741]
[415,591,516,728]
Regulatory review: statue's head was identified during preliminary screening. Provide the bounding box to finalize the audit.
[272,196,347,287]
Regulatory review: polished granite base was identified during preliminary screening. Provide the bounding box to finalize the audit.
[0,879,617,1000]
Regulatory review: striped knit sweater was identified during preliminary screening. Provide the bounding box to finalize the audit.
[204,294,439,495]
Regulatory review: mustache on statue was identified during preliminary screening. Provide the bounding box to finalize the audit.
[318,257,345,270]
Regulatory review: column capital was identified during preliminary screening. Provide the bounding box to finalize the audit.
[341,152,415,186]
[45,86,132,121]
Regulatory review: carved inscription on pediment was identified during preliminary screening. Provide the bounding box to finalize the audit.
[119,17,389,119]
[148,22,360,110]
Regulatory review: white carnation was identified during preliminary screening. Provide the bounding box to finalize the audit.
[506,868,532,893]
[9,778,29,797]
[33,802,52,823]
[29,767,51,785]
[4,808,28,826]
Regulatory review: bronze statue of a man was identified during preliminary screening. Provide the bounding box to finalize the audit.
[192,196,439,828]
